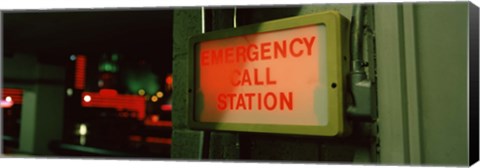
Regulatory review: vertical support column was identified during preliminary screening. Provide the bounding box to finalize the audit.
[18,64,65,155]
[34,64,65,155]
[402,4,422,164]
[0,11,3,155]
[375,4,411,164]
[19,90,37,154]
[171,9,205,159]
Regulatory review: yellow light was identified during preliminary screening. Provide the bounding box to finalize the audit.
[79,124,87,136]
[151,96,158,102]
[156,91,164,98]
[138,89,145,96]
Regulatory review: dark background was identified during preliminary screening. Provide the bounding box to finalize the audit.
[3,9,173,75]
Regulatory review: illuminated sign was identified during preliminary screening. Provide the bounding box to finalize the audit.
[188,11,349,136]
[81,90,146,120]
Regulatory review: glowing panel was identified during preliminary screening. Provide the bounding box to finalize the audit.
[81,92,146,120]
[161,104,172,111]
[2,88,23,104]
[129,135,142,142]
[99,89,118,96]
[188,11,348,136]
[144,120,172,127]
[129,136,172,145]
[145,137,172,145]
[74,55,87,90]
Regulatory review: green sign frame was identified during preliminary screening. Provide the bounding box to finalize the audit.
[187,11,350,136]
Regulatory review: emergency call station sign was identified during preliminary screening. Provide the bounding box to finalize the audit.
[188,11,348,136]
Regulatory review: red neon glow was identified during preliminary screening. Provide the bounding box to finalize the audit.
[161,104,172,111]
[166,74,173,91]
[144,120,172,127]
[99,89,118,96]
[74,55,86,90]
[2,88,23,104]
[166,75,173,85]
[129,135,172,145]
[81,92,146,120]
[151,115,159,122]
[145,137,172,145]
[129,135,142,142]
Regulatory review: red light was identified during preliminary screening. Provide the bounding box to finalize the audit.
[129,135,142,142]
[145,137,172,145]
[99,89,118,96]
[144,120,172,127]
[81,92,146,120]
[161,104,172,111]
[2,88,23,104]
[74,55,86,90]
[129,136,171,145]
[166,75,173,85]
[151,115,159,122]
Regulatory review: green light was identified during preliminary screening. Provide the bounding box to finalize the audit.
[112,54,119,61]
[104,64,112,71]
[126,70,159,95]
[99,62,118,73]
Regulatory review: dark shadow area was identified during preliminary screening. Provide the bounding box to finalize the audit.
[3,9,173,158]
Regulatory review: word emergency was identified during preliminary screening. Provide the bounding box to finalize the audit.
[200,36,317,66]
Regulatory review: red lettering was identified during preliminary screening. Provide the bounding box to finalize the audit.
[257,93,262,110]
[225,47,234,63]
[280,92,293,110]
[274,40,287,58]
[254,68,264,85]
[236,94,246,110]
[242,69,252,86]
[211,49,224,64]
[200,50,209,66]
[303,36,316,56]
[217,94,227,110]
[289,38,304,57]
[260,42,272,60]
[236,46,247,63]
[264,92,277,111]
[217,92,294,111]
[247,44,259,61]
[231,70,241,86]
[266,67,276,85]
[226,93,236,110]
[244,93,255,110]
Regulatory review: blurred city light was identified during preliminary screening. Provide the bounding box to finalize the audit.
[83,95,91,102]
[66,88,73,96]
[79,123,87,135]
[151,96,158,102]
[138,89,145,96]
[70,54,76,61]
[5,96,12,102]
[156,91,164,98]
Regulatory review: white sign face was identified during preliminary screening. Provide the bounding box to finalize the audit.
[194,25,329,126]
